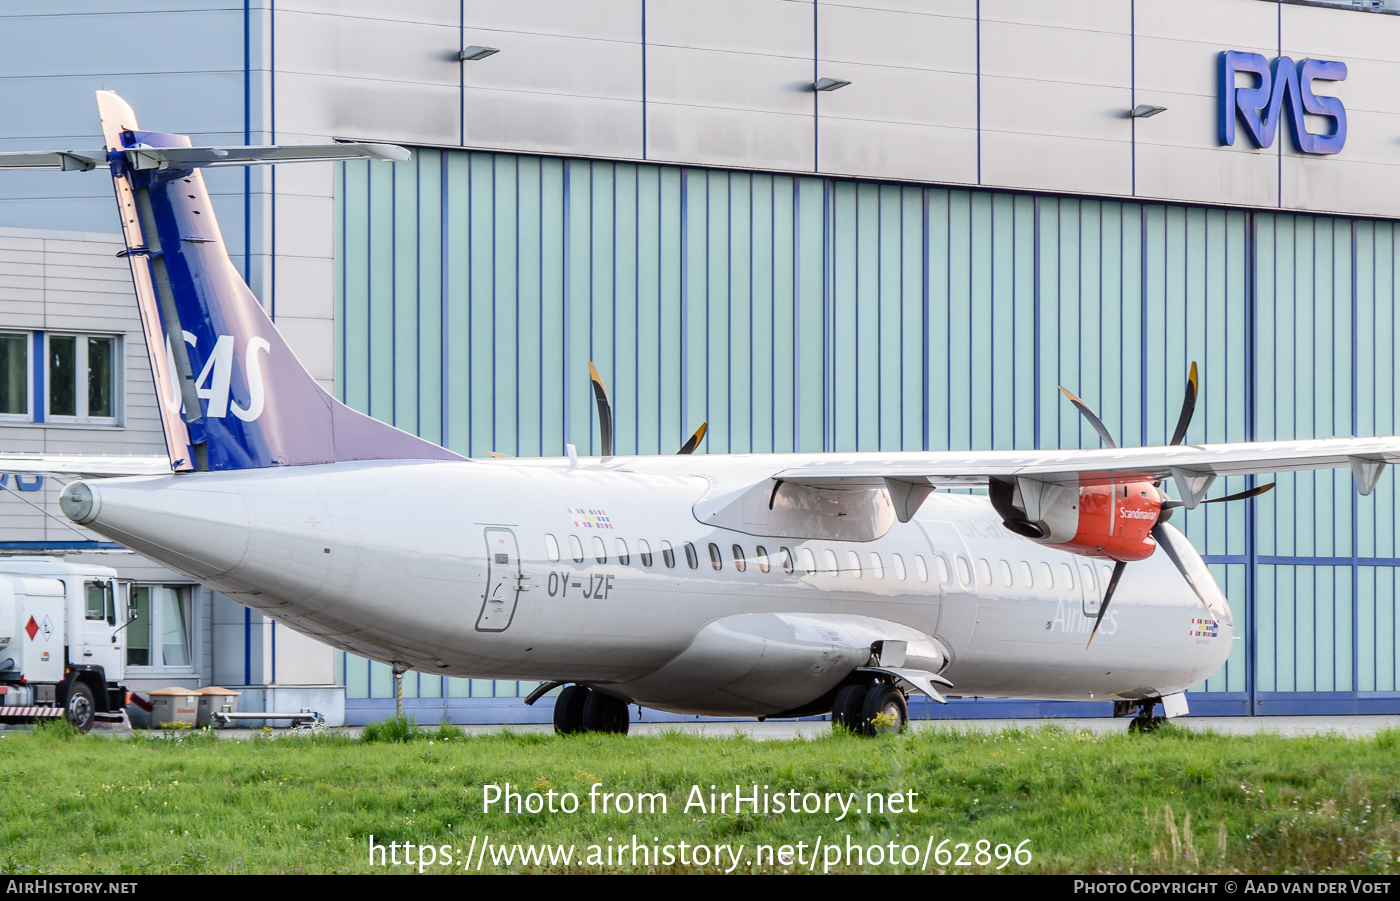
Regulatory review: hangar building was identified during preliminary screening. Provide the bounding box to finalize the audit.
[2,0,1399,722]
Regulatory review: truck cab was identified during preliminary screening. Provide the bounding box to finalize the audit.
[0,557,133,731]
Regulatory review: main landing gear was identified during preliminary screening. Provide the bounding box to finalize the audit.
[831,680,909,736]
[552,685,630,736]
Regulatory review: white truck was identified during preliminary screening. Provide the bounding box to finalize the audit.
[0,556,134,732]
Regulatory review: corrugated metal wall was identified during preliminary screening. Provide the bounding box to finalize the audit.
[334,150,1400,712]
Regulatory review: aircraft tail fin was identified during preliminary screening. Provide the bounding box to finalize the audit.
[96,91,461,472]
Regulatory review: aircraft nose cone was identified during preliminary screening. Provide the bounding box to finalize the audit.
[59,481,98,524]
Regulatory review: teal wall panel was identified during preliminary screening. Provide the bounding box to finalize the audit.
[335,149,1400,708]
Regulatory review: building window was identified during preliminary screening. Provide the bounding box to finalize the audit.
[47,333,119,423]
[0,332,28,419]
[126,586,192,669]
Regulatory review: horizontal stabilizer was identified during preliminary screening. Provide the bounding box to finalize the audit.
[0,150,108,171]
[0,453,170,478]
[0,142,409,172]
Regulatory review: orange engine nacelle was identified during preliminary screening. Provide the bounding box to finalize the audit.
[990,478,1165,563]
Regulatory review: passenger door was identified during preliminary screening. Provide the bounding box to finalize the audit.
[476,529,522,632]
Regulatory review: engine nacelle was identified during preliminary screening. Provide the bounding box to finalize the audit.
[990,477,1164,563]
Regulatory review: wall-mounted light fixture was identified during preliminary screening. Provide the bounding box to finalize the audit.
[1129,104,1167,118]
[459,46,499,61]
[813,77,851,92]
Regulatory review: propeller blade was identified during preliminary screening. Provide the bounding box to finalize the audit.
[769,479,784,510]
[588,361,614,457]
[1086,560,1128,649]
[485,451,514,458]
[1168,361,1199,447]
[1200,482,1275,504]
[676,422,708,455]
[1057,386,1118,449]
[1151,523,1213,617]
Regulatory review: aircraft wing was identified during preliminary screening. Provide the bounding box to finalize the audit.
[773,436,1400,496]
[0,454,171,478]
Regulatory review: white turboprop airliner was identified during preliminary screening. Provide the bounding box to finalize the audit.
[4,93,1399,735]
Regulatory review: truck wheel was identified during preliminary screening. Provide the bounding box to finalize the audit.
[65,682,95,733]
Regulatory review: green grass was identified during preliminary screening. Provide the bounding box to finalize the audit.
[1,719,1398,874]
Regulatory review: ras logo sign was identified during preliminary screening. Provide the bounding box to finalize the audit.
[1219,51,1347,155]
[163,331,269,421]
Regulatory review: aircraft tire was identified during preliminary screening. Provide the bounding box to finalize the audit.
[1128,715,1165,734]
[831,684,869,733]
[553,685,590,735]
[581,692,630,735]
[859,683,907,737]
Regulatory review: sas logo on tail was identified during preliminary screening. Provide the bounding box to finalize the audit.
[162,332,269,421]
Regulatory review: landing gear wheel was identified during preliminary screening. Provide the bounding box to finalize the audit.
[831,684,869,733]
[552,685,590,735]
[1128,716,1165,734]
[581,692,630,735]
[860,683,908,736]
[65,682,95,733]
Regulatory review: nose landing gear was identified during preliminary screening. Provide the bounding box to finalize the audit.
[1115,698,1166,734]
[551,684,631,735]
[832,680,908,736]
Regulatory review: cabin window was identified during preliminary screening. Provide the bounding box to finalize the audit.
[1080,564,1096,594]
[592,536,607,564]
[732,545,746,572]
[544,534,561,562]
[638,539,653,567]
[955,556,971,586]
[799,548,817,575]
[976,558,993,585]
[892,553,907,580]
[999,560,1013,587]
[569,535,585,563]
[707,543,722,571]
[822,549,840,576]
[661,540,676,568]
[779,547,795,574]
[1040,562,1055,588]
[869,552,884,579]
[615,538,630,566]
[1019,561,1034,587]
[755,546,770,573]
[933,555,948,585]
[916,554,931,583]
[1101,565,1114,591]
[847,551,862,578]
[683,542,698,569]
[1060,563,1075,590]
